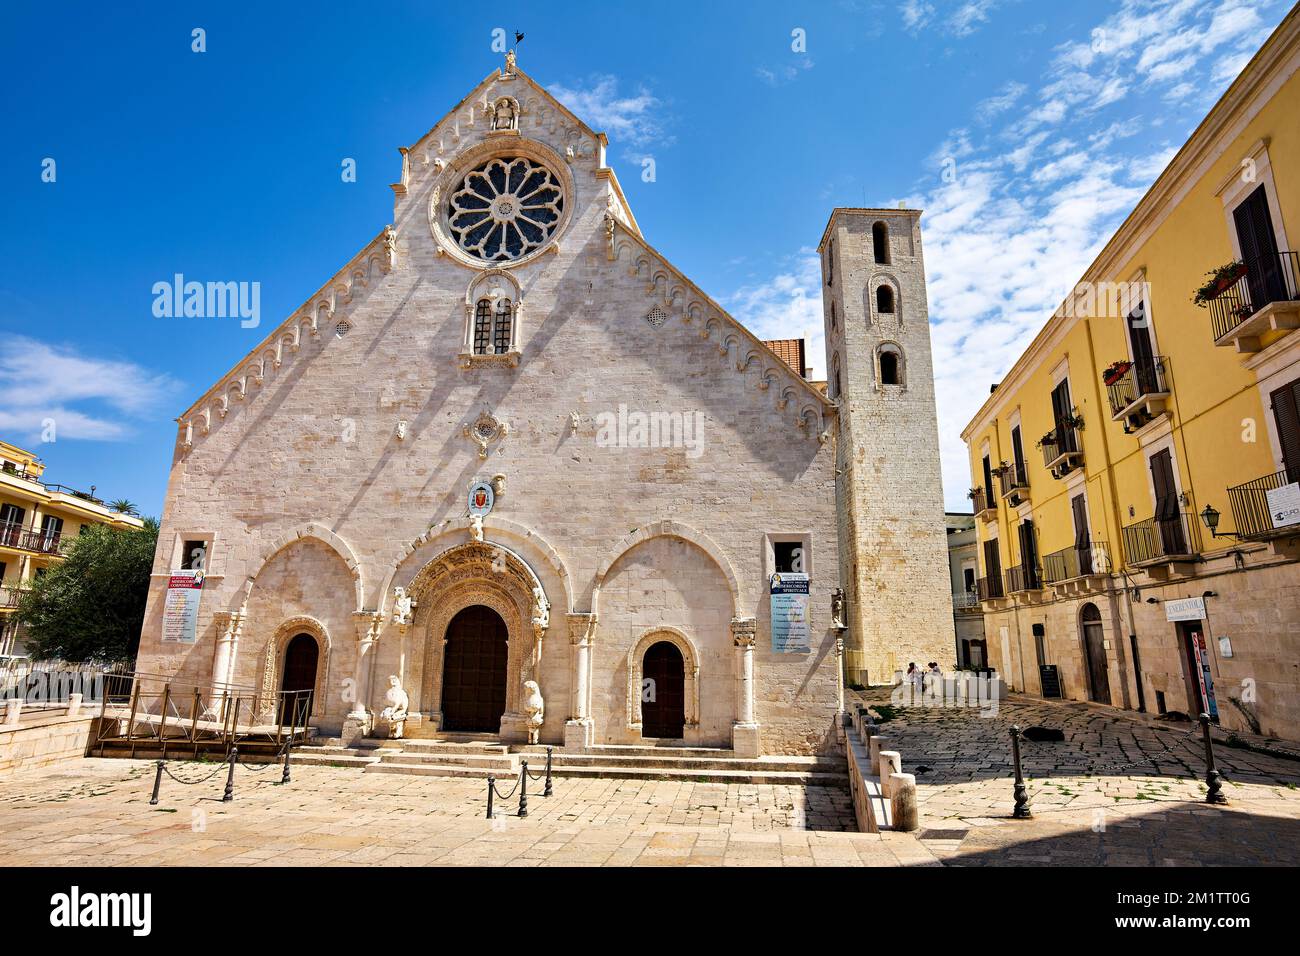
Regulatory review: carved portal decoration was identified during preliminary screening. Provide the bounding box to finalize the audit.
[258,615,331,726]
[463,411,508,459]
[626,626,700,733]
[407,542,550,736]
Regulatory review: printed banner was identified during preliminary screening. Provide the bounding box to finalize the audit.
[770,572,810,653]
[161,570,205,644]
[1265,481,1300,529]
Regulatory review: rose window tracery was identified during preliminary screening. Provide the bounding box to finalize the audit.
[448,157,564,262]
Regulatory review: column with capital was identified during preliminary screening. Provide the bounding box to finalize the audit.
[731,617,761,757]
[564,612,596,750]
[210,609,245,696]
[343,611,382,743]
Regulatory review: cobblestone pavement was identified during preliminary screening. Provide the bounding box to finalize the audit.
[0,758,938,867]
[852,689,1300,865]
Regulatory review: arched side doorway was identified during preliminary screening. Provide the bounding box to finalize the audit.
[440,605,509,733]
[1080,603,1111,705]
[641,641,685,739]
[280,633,319,724]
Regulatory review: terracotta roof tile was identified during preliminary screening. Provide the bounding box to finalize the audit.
[763,339,807,378]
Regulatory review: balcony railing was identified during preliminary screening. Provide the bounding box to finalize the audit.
[42,484,105,506]
[0,524,65,556]
[976,574,1004,601]
[0,586,30,609]
[1005,563,1042,593]
[952,590,980,610]
[1039,423,1084,478]
[1226,468,1300,540]
[997,462,1030,501]
[1121,510,1201,565]
[970,486,996,520]
[1208,250,1300,344]
[1106,357,1169,420]
[1042,541,1112,584]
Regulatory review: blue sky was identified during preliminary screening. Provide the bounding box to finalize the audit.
[0,0,1290,515]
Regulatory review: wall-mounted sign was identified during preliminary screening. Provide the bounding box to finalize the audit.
[1265,481,1300,529]
[1164,596,1205,622]
[161,569,204,644]
[1218,636,1233,658]
[770,572,810,653]
[468,480,495,518]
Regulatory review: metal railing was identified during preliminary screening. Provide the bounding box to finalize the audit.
[1042,541,1112,583]
[1106,357,1169,417]
[1005,563,1041,593]
[970,486,994,516]
[1121,510,1201,565]
[0,586,29,609]
[95,672,315,757]
[998,462,1030,498]
[952,590,981,610]
[1039,423,1082,473]
[42,484,105,506]
[976,574,1004,601]
[0,524,65,555]
[1208,250,1300,341]
[1226,468,1299,539]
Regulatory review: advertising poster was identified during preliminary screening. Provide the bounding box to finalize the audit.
[161,570,205,644]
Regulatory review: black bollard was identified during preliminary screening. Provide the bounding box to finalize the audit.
[149,760,164,806]
[486,776,495,819]
[222,745,237,803]
[544,746,553,797]
[280,738,292,785]
[518,760,529,818]
[1010,725,1032,819]
[1200,713,1228,805]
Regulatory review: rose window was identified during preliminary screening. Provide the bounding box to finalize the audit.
[448,157,564,262]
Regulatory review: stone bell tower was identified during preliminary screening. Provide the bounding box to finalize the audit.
[818,207,954,685]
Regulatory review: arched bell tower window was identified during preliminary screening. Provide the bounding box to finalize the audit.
[461,271,523,368]
[878,343,904,387]
[876,285,895,314]
[872,222,890,264]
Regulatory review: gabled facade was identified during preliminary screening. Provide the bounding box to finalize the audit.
[961,8,1300,741]
[135,53,864,756]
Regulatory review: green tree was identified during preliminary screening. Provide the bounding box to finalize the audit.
[15,517,158,663]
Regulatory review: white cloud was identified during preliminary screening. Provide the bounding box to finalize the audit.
[548,75,672,156]
[755,58,815,88]
[0,336,180,441]
[899,0,935,33]
[901,0,1004,36]
[722,251,827,382]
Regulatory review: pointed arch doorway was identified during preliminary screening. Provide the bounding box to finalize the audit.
[279,633,319,724]
[441,605,509,733]
[641,641,686,739]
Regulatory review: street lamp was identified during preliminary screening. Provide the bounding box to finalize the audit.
[1199,504,1241,540]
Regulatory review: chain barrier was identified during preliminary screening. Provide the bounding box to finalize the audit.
[160,761,227,786]
[145,738,295,805]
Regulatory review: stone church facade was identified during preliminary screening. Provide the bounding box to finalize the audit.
[134,53,952,757]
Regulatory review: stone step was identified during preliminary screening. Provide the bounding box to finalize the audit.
[543,764,848,787]
[292,752,382,768]
[375,751,515,770]
[538,753,844,774]
[363,761,514,779]
[384,739,511,755]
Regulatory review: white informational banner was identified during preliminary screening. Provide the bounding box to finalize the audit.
[1265,481,1300,529]
[770,572,810,653]
[1164,596,1205,623]
[161,570,205,644]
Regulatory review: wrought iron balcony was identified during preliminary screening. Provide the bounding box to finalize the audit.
[976,574,1004,601]
[997,462,1030,504]
[0,524,64,556]
[969,486,997,522]
[1004,563,1042,594]
[42,484,104,506]
[0,586,29,609]
[952,590,981,611]
[1042,541,1112,584]
[1207,251,1300,352]
[1039,422,1084,479]
[1106,357,1170,428]
[1226,468,1300,540]
[1121,511,1201,566]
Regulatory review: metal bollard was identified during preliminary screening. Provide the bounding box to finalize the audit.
[486,775,495,819]
[1200,713,1228,805]
[1010,725,1032,819]
[518,760,529,817]
[544,746,553,797]
[280,738,292,785]
[149,760,164,806]
[223,746,237,803]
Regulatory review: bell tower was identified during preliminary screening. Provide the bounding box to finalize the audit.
[819,207,954,685]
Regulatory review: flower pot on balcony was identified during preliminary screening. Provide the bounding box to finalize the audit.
[1192,261,1247,307]
[1102,361,1132,386]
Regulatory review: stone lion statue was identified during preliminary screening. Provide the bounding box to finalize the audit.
[522,680,544,744]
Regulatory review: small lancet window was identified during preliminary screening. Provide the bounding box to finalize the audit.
[473,299,494,355]
[876,285,895,314]
[493,299,512,354]
[880,349,901,386]
[872,221,890,264]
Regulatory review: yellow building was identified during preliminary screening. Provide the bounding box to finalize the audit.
[961,9,1300,741]
[0,440,145,659]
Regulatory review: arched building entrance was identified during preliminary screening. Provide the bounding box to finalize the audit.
[441,605,509,733]
[280,633,319,723]
[641,641,685,739]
